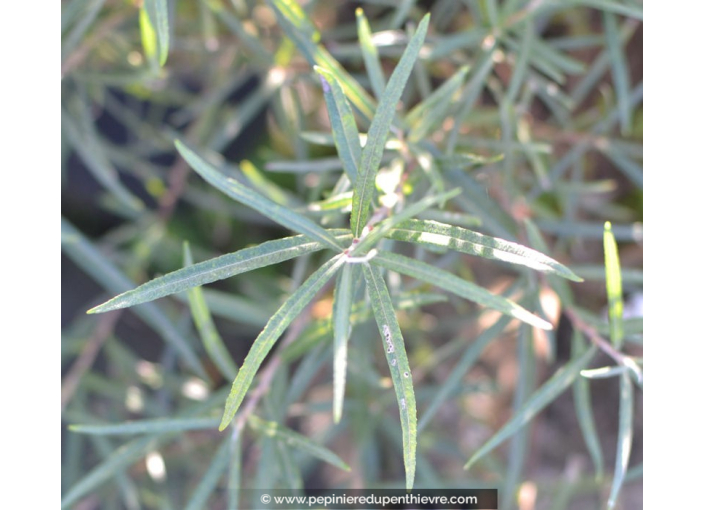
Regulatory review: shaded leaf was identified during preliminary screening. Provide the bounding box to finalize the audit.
[607,373,634,509]
[185,439,231,510]
[315,66,362,184]
[465,345,597,470]
[248,415,350,471]
[184,243,239,381]
[406,65,469,142]
[62,219,206,378]
[571,330,604,480]
[356,8,386,100]
[176,140,343,251]
[69,418,219,435]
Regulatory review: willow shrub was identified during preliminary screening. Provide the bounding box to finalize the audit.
[62,1,642,509]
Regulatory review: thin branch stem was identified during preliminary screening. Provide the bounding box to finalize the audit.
[565,307,642,384]
[61,310,123,410]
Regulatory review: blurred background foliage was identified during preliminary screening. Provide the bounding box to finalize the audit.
[61,0,642,509]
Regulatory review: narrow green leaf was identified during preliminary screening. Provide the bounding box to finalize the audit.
[69,418,219,435]
[219,255,345,430]
[61,0,106,61]
[61,435,159,509]
[604,222,624,348]
[228,436,242,510]
[88,231,352,314]
[388,219,582,281]
[351,14,430,237]
[175,140,343,251]
[305,191,353,214]
[268,0,377,122]
[603,11,632,134]
[406,66,469,142]
[372,251,553,330]
[315,66,362,184]
[185,439,231,510]
[437,152,504,171]
[418,315,511,432]
[581,365,628,379]
[248,415,350,471]
[274,436,304,489]
[524,218,574,306]
[62,219,206,378]
[607,373,634,509]
[504,324,536,504]
[281,291,447,362]
[62,389,230,509]
[211,6,272,63]
[139,6,158,64]
[600,147,643,188]
[505,20,534,104]
[240,159,300,207]
[332,263,355,423]
[184,243,239,381]
[355,8,387,100]
[446,49,496,154]
[465,345,597,470]
[174,288,273,327]
[352,188,462,255]
[144,0,170,66]
[389,0,416,29]
[571,330,604,480]
[62,106,143,214]
[362,263,417,490]
[266,157,354,174]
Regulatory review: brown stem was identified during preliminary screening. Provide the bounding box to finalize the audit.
[61,310,123,410]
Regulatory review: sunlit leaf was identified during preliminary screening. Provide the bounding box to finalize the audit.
[350,14,430,237]
[143,0,170,66]
[373,251,553,330]
[219,255,345,431]
[604,221,624,348]
[89,231,352,314]
[388,219,582,281]
[363,263,417,490]
[332,263,355,423]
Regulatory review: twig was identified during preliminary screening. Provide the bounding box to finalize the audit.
[61,310,123,410]
[61,9,132,79]
[564,307,642,384]
[229,279,336,442]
